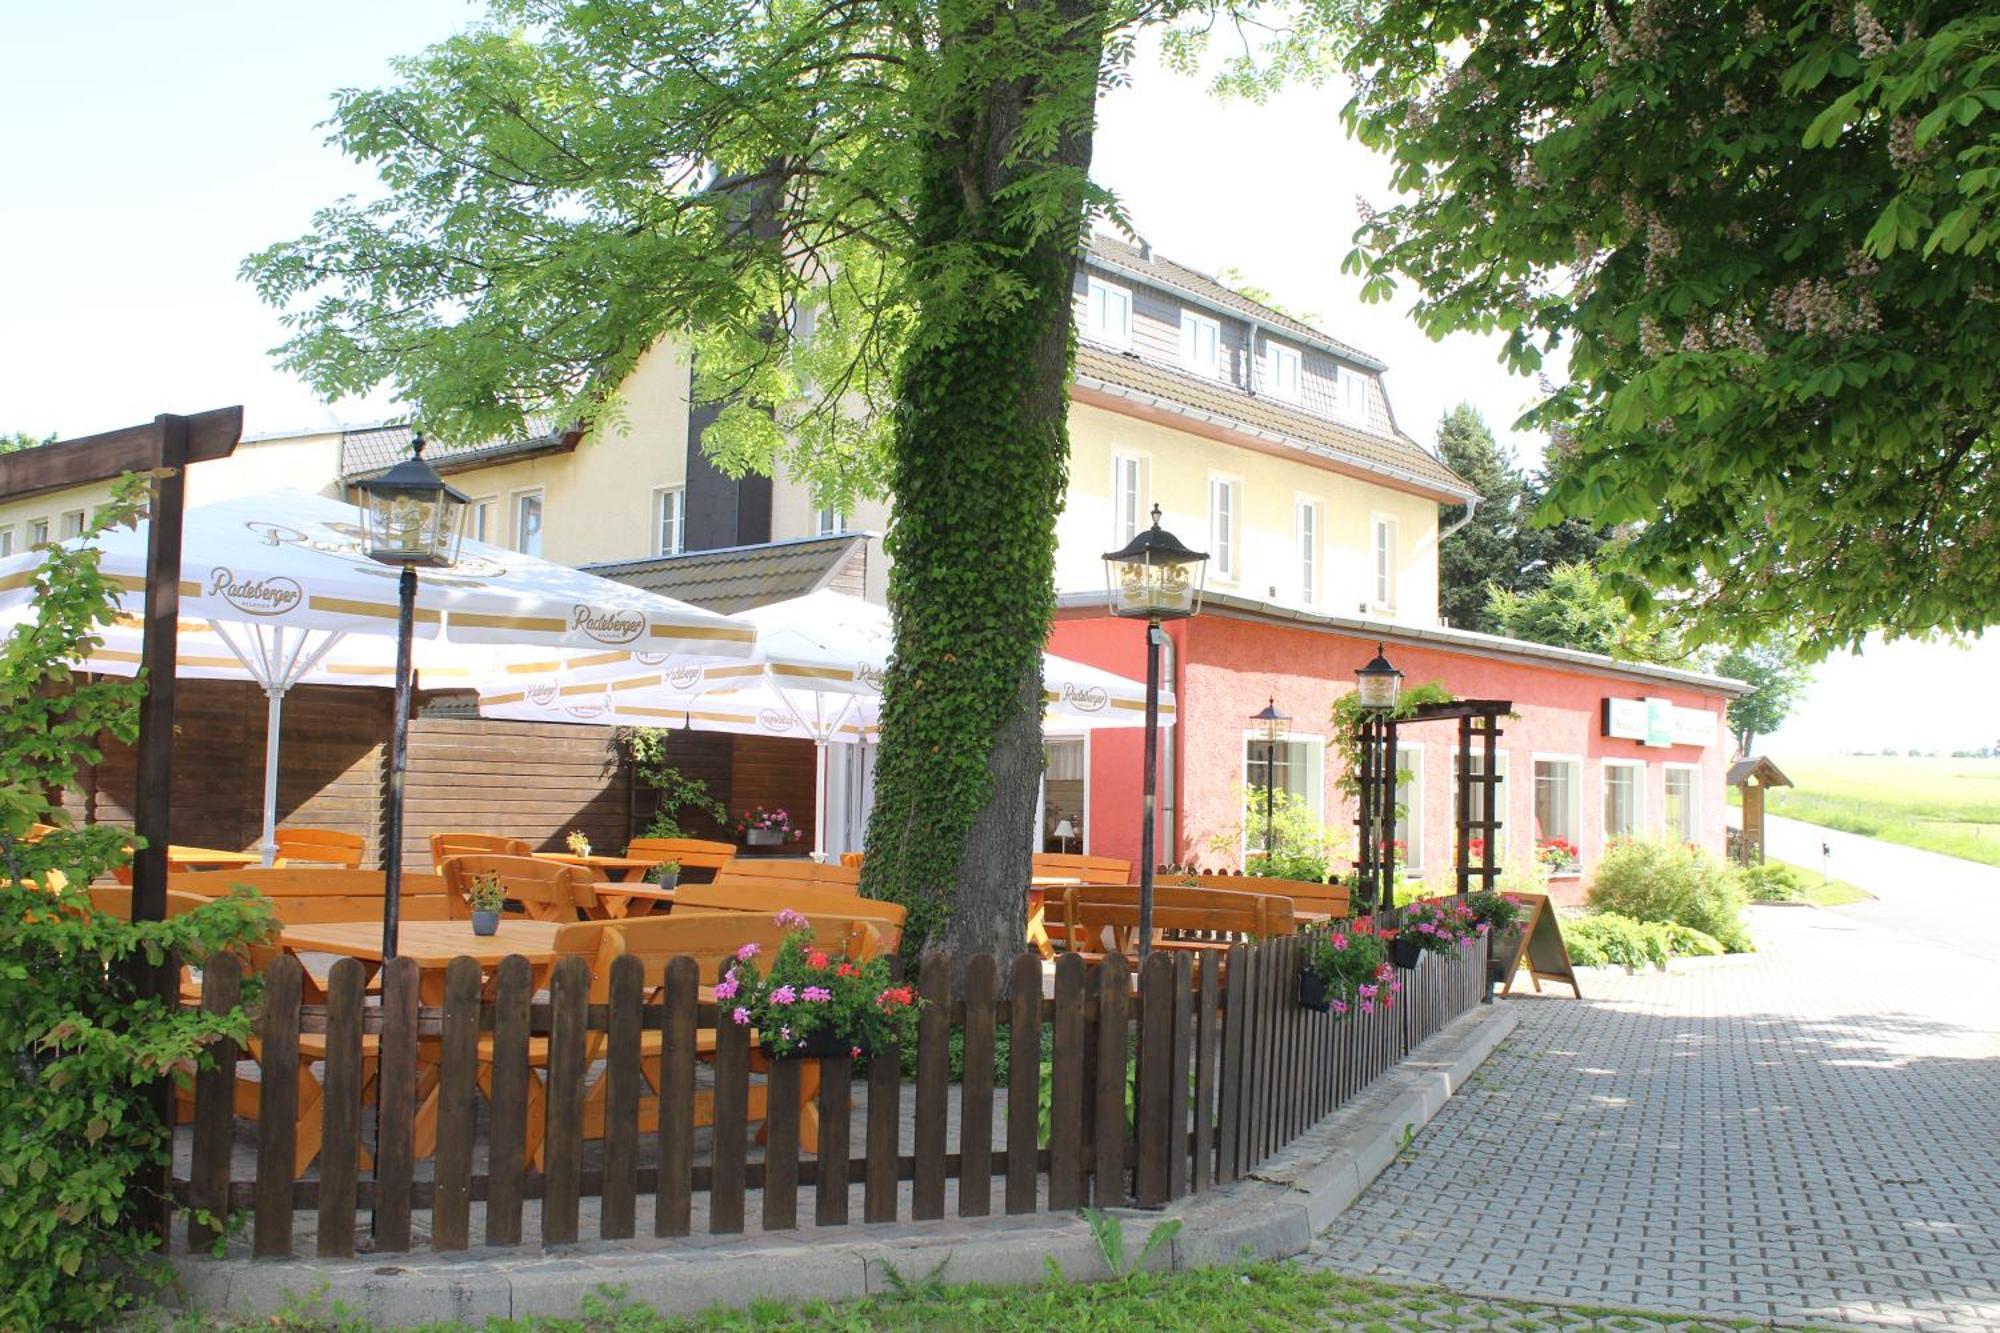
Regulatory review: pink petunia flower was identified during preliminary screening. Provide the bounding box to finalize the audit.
[732,1006,750,1025]
[802,985,833,1003]
[775,908,809,928]
[771,984,797,1006]
[713,975,739,1001]
[735,942,761,961]
[1332,934,1349,951]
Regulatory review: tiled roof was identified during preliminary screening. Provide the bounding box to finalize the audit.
[339,421,573,479]
[586,533,869,614]
[1072,346,1473,499]
[1084,235,1387,371]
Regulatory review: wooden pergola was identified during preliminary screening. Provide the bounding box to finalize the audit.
[1352,697,1512,914]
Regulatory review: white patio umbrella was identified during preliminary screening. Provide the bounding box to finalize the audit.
[476,590,1173,858]
[0,489,757,862]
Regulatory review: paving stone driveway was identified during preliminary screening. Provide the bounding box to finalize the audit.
[1305,905,2000,1331]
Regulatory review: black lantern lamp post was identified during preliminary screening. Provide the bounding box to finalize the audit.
[1103,505,1207,961]
[1251,698,1289,862]
[355,434,468,961]
[1353,643,1404,914]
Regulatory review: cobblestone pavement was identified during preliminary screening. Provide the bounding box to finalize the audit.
[1304,906,2000,1331]
[1308,1276,1848,1331]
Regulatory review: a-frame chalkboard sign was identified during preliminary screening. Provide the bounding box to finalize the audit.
[1497,892,1581,998]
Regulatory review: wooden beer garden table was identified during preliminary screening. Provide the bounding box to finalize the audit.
[589,880,676,919]
[280,919,566,1003]
[532,851,663,882]
[167,845,261,870]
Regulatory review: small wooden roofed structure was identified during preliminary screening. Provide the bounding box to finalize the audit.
[1353,696,1512,910]
[1726,755,1792,865]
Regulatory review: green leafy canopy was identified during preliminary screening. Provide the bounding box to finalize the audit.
[1323,0,2000,654]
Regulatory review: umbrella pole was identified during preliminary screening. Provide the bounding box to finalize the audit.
[259,688,285,866]
[813,737,829,863]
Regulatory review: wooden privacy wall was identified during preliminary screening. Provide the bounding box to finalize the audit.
[176,937,1489,1258]
[66,680,389,859]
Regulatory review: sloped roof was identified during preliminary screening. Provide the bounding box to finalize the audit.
[1085,235,1387,372]
[1072,346,1473,500]
[1726,756,1793,787]
[586,532,869,614]
[340,421,575,479]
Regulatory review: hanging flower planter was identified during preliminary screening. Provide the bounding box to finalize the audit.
[1297,964,1331,1013]
[1388,934,1425,970]
[1297,925,1400,1016]
[745,828,784,847]
[718,909,920,1061]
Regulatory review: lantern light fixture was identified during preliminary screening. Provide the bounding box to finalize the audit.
[355,434,470,568]
[1102,504,1209,621]
[1355,643,1404,713]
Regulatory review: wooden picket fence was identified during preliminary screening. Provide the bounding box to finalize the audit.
[176,935,1487,1258]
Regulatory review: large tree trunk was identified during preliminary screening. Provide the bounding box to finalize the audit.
[860,0,1106,959]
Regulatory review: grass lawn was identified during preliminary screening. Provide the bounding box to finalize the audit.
[1731,755,2000,869]
[157,1264,1834,1332]
[1769,858,1872,908]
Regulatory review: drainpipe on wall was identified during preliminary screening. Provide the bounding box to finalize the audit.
[1438,494,1480,542]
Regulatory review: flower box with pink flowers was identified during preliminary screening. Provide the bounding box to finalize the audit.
[1298,918,1405,1017]
[713,910,921,1060]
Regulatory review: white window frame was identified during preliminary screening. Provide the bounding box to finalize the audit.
[1179,311,1221,376]
[512,490,544,557]
[59,510,86,540]
[1370,514,1398,611]
[1110,452,1148,546]
[1335,366,1370,422]
[0,527,12,557]
[1460,750,1510,863]
[1663,763,1699,845]
[28,518,49,548]
[1295,498,1322,605]
[468,497,497,545]
[1083,277,1133,350]
[655,486,686,556]
[1394,741,1425,875]
[1268,343,1302,402]
[1532,753,1584,869]
[1039,735,1092,855]
[1208,475,1241,581]
[814,505,847,537]
[1241,730,1325,860]
[1602,759,1646,843]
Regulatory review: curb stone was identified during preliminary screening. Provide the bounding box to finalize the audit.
[163,1002,1520,1325]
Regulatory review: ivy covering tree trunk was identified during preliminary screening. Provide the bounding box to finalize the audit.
[863,0,1104,958]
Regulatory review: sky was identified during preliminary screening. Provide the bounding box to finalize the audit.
[2,2,1992,755]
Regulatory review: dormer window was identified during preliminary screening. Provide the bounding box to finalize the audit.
[1336,366,1370,422]
[1268,343,1302,402]
[1180,312,1221,376]
[1084,277,1132,349]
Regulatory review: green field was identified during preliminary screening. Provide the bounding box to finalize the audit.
[1744,755,2000,869]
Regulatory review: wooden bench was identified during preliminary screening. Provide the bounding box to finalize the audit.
[669,880,907,953]
[712,858,861,891]
[627,837,735,878]
[1032,851,1133,884]
[274,827,366,869]
[1179,873,1351,921]
[439,854,598,922]
[428,831,531,869]
[1045,883,1296,957]
[166,868,460,926]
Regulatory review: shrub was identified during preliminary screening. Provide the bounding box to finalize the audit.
[0,485,271,1327]
[1565,913,1725,970]
[1586,839,1753,952]
[1740,860,1805,902]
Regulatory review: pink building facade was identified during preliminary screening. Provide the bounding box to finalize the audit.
[1049,598,1740,906]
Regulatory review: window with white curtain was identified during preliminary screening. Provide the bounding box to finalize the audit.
[1268,343,1302,401]
[815,505,846,536]
[1534,757,1581,864]
[1111,453,1146,546]
[469,498,496,544]
[1042,738,1086,853]
[1336,366,1369,421]
[1664,765,1698,844]
[1296,499,1320,604]
[513,491,544,556]
[1371,516,1398,609]
[1084,277,1132,348]
[1603,760,1645,841]
[1180,311,1221,375]
[656,487,685,556]
[1209,477,1240,580]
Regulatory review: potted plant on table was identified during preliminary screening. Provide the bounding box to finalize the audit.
[468,870,506,936]
[736,806,796,849]
[718,910,921,1058]
[1467,889,1526,986]
[565,829,593,857]
[644,857,681,889]
[1298,922,1400,1016]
